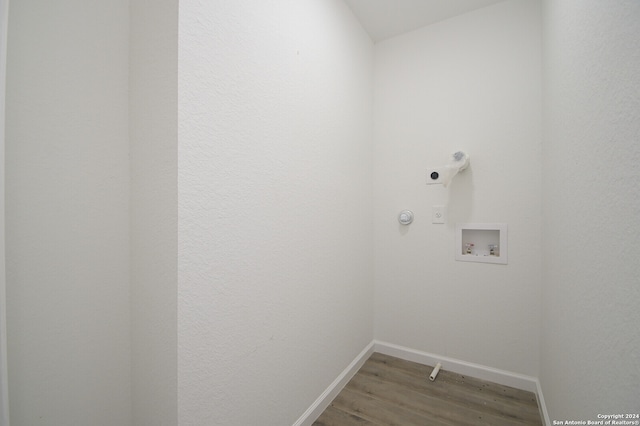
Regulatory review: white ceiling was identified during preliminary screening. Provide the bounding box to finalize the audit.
[343,0,507,42]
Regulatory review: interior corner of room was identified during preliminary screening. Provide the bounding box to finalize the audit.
[2,0,639,425]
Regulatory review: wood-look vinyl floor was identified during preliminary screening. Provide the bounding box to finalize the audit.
[313,352,542,426]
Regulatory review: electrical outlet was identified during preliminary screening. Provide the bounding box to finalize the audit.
[432,205,446,224]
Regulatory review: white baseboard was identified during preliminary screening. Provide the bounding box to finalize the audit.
[536,379,551,426]
[373,340,538,392]
[292,341,375,426]
[293,339,550,426]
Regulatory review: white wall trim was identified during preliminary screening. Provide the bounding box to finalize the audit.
[292,341,375,426]
[374,340,538,392]
[536,379,551,426]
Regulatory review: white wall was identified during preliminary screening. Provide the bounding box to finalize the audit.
[1,0,10,423]
[541,0,640,419]
[10,0,639,424]
[129,0,178,424]
[373,0,541,376]
[5,0,132,424]
[177,1,373,424]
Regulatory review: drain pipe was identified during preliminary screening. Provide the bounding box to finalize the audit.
[429,363,442,381]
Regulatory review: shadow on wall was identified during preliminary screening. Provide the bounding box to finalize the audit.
[447,165,474,228]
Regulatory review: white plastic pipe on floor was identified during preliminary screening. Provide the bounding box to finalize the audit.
[429,362,442,381]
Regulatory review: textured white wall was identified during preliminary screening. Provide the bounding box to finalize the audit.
[373,0,541,376]
[129,0,178,424]
[177,1,373,424]
[5,0,132,424]
[1,0,9,423]
[541,0,640,419]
